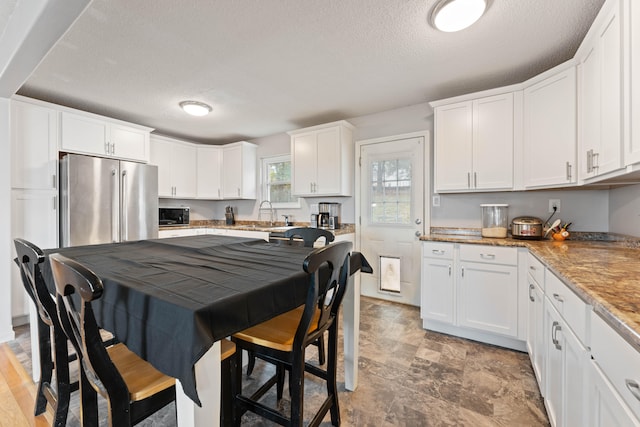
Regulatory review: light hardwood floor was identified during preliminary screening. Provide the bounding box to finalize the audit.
[0,343,52,427]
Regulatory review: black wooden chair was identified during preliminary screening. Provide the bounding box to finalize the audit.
[50,253,176,427]
[246,227,335,377]
[14,238,79,426]
[283,227,335,248]
[231,241,352,427]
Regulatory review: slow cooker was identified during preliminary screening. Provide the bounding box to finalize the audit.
[511,216,543,240]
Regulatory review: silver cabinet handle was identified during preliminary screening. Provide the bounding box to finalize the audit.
[529,284,535,302]
[474,172,477,188]
[480,253,496,259]
[529,265,536,271]
[593,152,599,171]
[625,380,640,402]
[552,321,562,350]
[310,182,313,193]
[467,172,471,188]
[237,188,241,197]
[105,142,110,154]
[461,266,465,277]
[218,188,221,198]
[432,249,445,255]
[448,265,452,276]
[566,161,572,181]
[553,293,564,303]
[111,142,116,155]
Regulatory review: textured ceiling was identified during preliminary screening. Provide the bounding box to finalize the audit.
[18,0,605,144]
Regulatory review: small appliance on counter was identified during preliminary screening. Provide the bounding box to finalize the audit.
[159,207,190,226]
[318,202,341,229]
[225,206,235,225]
[480,204,509,238]
[310,213,318,228]
[511,216,543,240]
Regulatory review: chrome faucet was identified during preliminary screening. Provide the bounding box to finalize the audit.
[258,200,275,226]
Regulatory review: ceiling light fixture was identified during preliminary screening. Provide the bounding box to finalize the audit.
[431,0,487,32]
[179,101,212,116]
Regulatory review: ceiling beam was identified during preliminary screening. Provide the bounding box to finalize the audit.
[0,0,90,97]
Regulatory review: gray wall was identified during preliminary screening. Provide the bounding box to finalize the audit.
[609,184,640,237]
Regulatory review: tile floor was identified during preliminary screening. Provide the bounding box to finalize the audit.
[8,296,549,426]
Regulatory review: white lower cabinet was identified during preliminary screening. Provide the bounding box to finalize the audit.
[526,257,545,389]
[421,242,455,324]
[420,242,522,350]
[590,312,640,425]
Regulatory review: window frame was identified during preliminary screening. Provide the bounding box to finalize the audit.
[261,154,300,209]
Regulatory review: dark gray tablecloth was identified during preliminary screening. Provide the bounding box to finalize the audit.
[40,235,370,405]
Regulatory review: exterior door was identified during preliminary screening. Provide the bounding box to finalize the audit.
[357,132,428,306]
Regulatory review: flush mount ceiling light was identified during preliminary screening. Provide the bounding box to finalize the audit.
[431,0,487,32]
[179,101,212,116]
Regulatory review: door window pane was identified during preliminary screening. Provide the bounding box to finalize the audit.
[370,158,411,224]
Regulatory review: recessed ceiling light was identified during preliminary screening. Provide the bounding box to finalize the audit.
[431,0,487,32]
[179,101,212,116]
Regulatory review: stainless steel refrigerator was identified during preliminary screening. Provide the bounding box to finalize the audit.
[60,153,158,247]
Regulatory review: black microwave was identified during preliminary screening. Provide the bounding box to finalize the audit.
[159,207,190,226]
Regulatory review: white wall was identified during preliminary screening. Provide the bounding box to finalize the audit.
[609,184,640,237]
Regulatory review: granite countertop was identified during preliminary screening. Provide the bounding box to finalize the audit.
[159,220,355,236]
[421,229,640,352]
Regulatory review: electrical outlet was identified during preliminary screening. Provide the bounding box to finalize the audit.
[549,199,561,213]
[432,195,441,207]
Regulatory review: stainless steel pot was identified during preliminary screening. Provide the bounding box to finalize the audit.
[511,216,543,240]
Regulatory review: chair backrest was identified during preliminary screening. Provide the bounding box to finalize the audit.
[284,227,335,248]
[49,253,129,400]
[14,238,56,327]
[295,241,351,347]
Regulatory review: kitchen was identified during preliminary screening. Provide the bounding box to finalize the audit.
[3,0,640,425]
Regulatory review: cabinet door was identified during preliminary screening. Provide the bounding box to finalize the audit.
[315,127,342,195]
[61,112,108,156]
[172,143,197,198]
[421,257,454,324]
[150,138,174,197]
[523,67,577,188]
[11,100,58,190]
[292,132,317,196]
[579,44,601,180]
[564,322,587,427]
[589,361,640,427]
[11,190,58,317]
[527,276,545,389]
[597,1,623,176]
[197,146,222,199]
[473,93,514,190]
[457,261,518,337]
[545,301,563,427]
[434,101,473,192]
[110,124,149,162]
[222,144,242,198]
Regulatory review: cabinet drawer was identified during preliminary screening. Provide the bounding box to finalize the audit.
[592,312,640,420]
[546,271,589,344]
[422,242,454,259]
[527,253,545,286]
[459,244,517,265]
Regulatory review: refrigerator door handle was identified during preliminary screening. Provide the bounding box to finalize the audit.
[112,169,119,242]
[121,170,128,241]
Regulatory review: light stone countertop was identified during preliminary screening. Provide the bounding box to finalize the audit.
[159,220,355,236]
[421,229,640,352]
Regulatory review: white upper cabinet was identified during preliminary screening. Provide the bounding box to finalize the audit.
[433,92,514,192]
[60,111,151,162]
[221,141,257,199]
[10,99,58,190]
[196,145,222,199]
[150,135,197,198]
[289,120,354,197]
[523,64,578,189]
[628,0,640,166]
[578,0,624,181]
